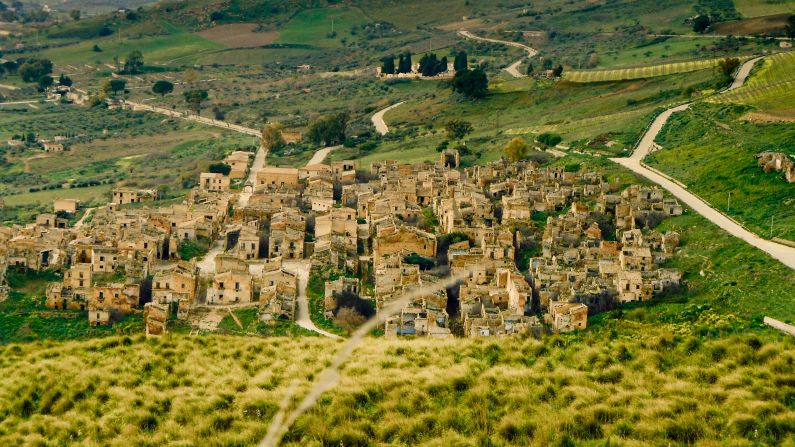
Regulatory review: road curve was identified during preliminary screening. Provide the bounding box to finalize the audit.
[306,145,342,165]
[458,30,537,78]
[611,56,795,270]
[726,56,763,92]
[371,101,405,135]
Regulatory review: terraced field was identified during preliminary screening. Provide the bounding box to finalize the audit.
[715,52,795,110]
[564,58,731,83]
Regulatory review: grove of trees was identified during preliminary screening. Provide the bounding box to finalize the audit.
[306,112,349,146]
[19,58,53,83]
[418,53,448,77]
[451,68,488,99]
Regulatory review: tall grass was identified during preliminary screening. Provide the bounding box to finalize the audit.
[0,331,792,446]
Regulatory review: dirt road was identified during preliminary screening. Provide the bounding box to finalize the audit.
[306,145,342,165]
[123,100,262,137]
[282,260,342,339]
[458,30,537,78]
[371,101,405,135]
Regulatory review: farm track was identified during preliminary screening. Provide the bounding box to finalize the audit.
[458,30,536,79]
[611,56,795,270]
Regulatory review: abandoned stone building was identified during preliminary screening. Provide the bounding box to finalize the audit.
[757,151,795,183]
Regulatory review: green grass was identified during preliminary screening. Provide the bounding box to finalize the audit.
[307,270,345,336]
[734,0,795,17]
[716,52,795,110]
[647,102,795,241]
[177,238,210,261]
[275,7,369,49]
[357,69,720,164]
[0,269,142,344]
[33,21,223,66]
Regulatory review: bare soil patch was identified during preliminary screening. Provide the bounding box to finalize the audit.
[743,109,795,123]
[712,13,790,36]
[196,23,279,48]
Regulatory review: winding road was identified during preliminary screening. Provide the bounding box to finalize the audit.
[458,30,537,78]
[371,101,405,135]
[611,56,795,271]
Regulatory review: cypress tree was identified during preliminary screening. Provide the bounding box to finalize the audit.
[454,51,468,72]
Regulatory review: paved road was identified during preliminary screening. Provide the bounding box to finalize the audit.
[726,56,763,92]
[306,145,342,165]
[282,260,342,339]
[458,30,537,78]
[611,57,795,271]
[371,101,405,135]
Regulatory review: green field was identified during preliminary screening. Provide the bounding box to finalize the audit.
[716,51,795,110]
[275,7,369,49]
[33,21,223,67]
[358,69,720,166]
[564,58,731,83]
[734,0,795,17]
[647,103,795,241]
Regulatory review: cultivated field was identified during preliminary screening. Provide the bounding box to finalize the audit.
[734,0,795,17]
[564,58,729,82]
[196,23,279,48]
[716,51,795,111]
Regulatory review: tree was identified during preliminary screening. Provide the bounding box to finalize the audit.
[92,44,102,52]
[208,162,231,175]
[717,57,740,77]
[693,15,711,33]
[104,78,127,96]
[380,56,395,75]
[37,75,53,92]
[552,64,564,77]
[537,132,562,147]
[2,60,17,73]
[787,15,795,38]
[152,80,174,97]
[18,59,52,82]
[526,62,533,76]
[397,52,412,73]
[183,89,208,115]
[454,51,468,73]
[58,74,72,86]
[69,9,80,21]
[504,137,528,162]
[451,68,488,99]
[306,112,349,146]
[445,119,473,142]
[123,50,144,74]
[183,68,198,86]
[261,123,286,151]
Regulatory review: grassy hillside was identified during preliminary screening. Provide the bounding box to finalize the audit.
[716,51,795,114]
[0,330,792,446]
[648,103,795,241]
